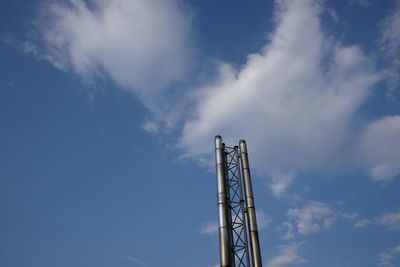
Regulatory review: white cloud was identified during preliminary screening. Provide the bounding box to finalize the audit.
[287,201,335,235]
[179,0,386,181]
[31,0,400,183]
[269,172,295,198]
[326,7,338,22]
[377,212,400,230]
[379,244,400,267]
[266,243,307,267]
[34,0,192,123]
[142,121,160,134]
[281,221,295,239]
[23,41,39,56]
[127,256,149,266]
[200,221,218,235]
[358,116,400,181]
[354,219,371,228]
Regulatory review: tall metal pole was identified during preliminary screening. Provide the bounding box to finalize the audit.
[239,140,262,267]
[215,136,232,267]
[234,145,251,267]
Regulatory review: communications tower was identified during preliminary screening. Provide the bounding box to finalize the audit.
[215,136,262,267]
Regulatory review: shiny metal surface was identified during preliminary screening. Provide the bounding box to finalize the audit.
[214,137,263,267]
[215,136,232,267]
[234,145,251,267]
[239,140,263,267]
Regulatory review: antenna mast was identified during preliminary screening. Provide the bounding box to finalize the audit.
[214,136,263,267]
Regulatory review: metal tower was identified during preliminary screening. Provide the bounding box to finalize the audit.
[215,136,262,267]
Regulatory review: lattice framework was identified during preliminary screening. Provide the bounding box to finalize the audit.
[223,145,250,267]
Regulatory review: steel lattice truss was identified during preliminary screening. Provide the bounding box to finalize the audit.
[223,145,250,267]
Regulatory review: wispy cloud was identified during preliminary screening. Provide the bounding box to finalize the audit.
[269,172,295,198]
[22,41,39,56]
[266,242,307,267]
[287,201,336,236]
[348,211,400,229]
[379,244,400,266]
[377,212,400,230]
[142,121,160,135]
[127,256,150,266]
[354,219,371,228]
[280,221,295,239]
[200,221,218,235]
[326,7,338,22]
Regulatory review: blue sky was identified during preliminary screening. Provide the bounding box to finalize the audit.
[1,0,400,266]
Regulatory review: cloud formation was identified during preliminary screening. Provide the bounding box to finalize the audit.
[179,0,400,183]
[127,256,150,266]
[31,0,400,183]
[280,221,295,239]
[179,0,383,175]
[359,116,400,181]
[200,221,218,235]
[379,244,400,267]
[286,201,335,236]
[266,243,307,267]
[354,219,371,228]
[377,212,400,230]
[269,172,295,198]
[34,0,192,119]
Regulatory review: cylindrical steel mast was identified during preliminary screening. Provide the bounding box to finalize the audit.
[215,136,232,267]
[235,145,251,267]
[215,136,262,267]
[239,140,263,267]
